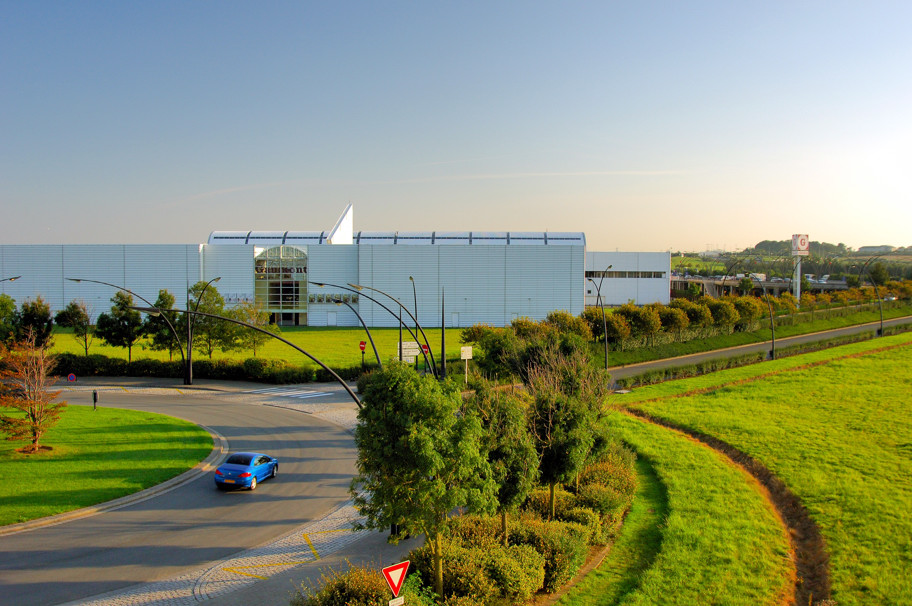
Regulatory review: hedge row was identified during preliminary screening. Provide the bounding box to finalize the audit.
[614,321,912,388]
[52,352,375,384]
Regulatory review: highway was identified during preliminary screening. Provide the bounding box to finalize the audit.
[0,386,358,606]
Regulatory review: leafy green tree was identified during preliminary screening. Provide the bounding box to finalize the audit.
[527,346,609,519]
[738,277,754,295]
[180,281,238,359]
[580,307,605,340]
[143,289,182,360]
[0,333,66,453]
[544,310,592,340]
[230,300,279,357]
[869,262,889,286]
[614,303,661,344]
[351,363,496,598]
[650,303,689,339]
[731,296,763,331]
[16,297,54,348]
[95,291,144,362]
[604,313,631,349]
[55,300,93,356]
[0,294,16,345]
[468,379,538,546]
[699,296,740,332]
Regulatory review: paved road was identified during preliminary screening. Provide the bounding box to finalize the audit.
[0,385,358,606]
[609,316,912,382]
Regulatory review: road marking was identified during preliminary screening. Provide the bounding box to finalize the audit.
[245,387,333,400]
[222,562,306,580]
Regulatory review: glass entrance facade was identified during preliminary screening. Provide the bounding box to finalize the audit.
[254,245,308,325]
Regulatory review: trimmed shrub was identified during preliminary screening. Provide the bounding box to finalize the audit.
[447,514,500,549]
[410,540,498,604]
[290,565,388,606]
[562,506,604,544]
[523,487,577,520]
[577,483,631,519]
[579,459,638,497]
[509,516,588,593]
[485,543,545,601]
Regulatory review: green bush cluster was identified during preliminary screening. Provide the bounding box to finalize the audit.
[615,352,766,388]
[52,352,371,384]
[290,565,435,606]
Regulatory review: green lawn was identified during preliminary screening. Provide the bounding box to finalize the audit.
[52,326,470,371]
[618,332,912,606]
[0,405,213,526]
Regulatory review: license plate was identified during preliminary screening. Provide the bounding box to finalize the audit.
[224,479,235,484]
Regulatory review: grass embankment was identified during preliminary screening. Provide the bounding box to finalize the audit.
[0,406,212,526]
[616,333,912,606]
[562,412,793,605]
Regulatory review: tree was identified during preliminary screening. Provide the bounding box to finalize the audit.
[731,296,763,331]
[351,363,496,598]
[0,332,67,453]
[700,297,740,333]
[544,310,592,340]
[16,297,54,348]
[230,300,279,357]
[143,290,182,360]
[181,282,238,359]
[614,303,661,344]
[651,303,689,340]
[55,300,93,356]
[95,291,144,362]
[527,346,609,519]
[738,277,754,295]
[604,313,632,349]
[869,262,889,286]
[468,379,538,546]
[580,307,605,341]
[0,294,16,345]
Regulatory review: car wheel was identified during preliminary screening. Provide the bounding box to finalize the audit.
[271,465,277,478]
[250,477,257,491]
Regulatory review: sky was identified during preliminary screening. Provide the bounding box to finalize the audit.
[1,1,910,252]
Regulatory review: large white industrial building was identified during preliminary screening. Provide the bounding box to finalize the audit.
[0,206,669,328]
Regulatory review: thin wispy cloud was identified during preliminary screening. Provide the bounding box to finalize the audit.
[375,170,689,185]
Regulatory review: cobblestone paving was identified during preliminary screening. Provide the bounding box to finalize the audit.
[62,501,366,606]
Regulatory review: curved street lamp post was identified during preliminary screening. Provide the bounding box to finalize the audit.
[331,299,382,369]
[586,264,611,372]
[1,276,22,283]
[68,277,188,381]
[134,306,361,408]
[187,277,221,385]
[858,256,886,337]
[309,281,437,376]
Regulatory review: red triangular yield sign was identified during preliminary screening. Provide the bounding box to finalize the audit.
[382,560,410,597]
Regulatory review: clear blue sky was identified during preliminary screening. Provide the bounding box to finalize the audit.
[2,1,909,252]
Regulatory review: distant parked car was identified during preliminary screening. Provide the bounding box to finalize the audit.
[214,452,278,490]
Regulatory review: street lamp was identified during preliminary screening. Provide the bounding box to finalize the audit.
[134,306,362,408]
[68,277,187,378]
[309,281,436,374]
[187,277,221,385]
[1,276,21,283]
[586,264,611,372]
[858,256,885,337]
[348,282,439,379]
[331,299,381,369]
[409,276,418,338]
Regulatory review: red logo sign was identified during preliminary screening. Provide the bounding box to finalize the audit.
[421,344,429,353]
[382,560,410,597]
[359,341,366,351]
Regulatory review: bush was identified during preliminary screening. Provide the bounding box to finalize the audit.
[579,458,638,497]
[290,565,389,606]
[447,514,500,549]
[577,483,631,518]
[485,543,545,601]
[509,516,588,593]
[523,487,578,520]
[562,506,605,544]
[410,540,498,604]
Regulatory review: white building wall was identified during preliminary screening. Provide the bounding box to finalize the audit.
[200,244,252,304]
[1,244,203,321]
[585,251,671,307]
[306,245,360,327]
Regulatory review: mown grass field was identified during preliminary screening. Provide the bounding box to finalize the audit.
[612,333,912,606]
[0,405,212,526]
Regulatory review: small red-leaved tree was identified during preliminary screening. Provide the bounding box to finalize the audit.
[0,332,67,453]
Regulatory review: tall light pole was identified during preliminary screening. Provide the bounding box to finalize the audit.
[586,264,611,372]
[348,282,439,379]
[409,276,418,339]
[309,281,435,373]
[134,306,361,408]
[858,256,885,337]
[331,299,382,369]
[1,276,21,283]
[187,276,221,385]
[68,277,186,380]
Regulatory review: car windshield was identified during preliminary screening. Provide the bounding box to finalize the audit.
[226,454,253,465]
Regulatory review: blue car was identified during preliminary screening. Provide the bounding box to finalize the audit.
[214,452,278,490]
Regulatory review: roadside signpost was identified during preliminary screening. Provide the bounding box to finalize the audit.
[382,560,410,604]
[359,341,366,370]
[461,346,472,384]
[399,341,420,366]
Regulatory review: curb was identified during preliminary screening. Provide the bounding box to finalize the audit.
[0,425,229,538]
